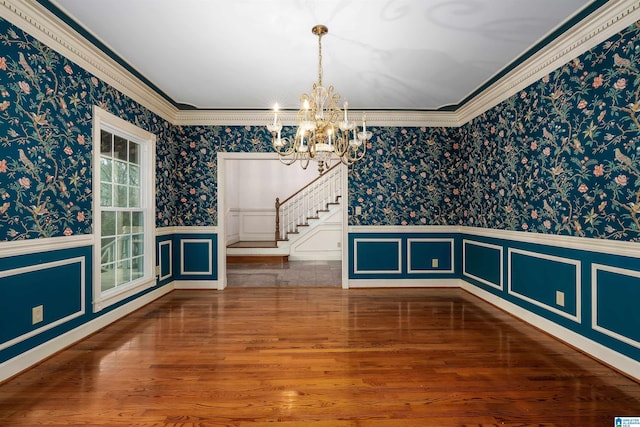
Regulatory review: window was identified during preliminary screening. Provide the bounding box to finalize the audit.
[93,106,155,312]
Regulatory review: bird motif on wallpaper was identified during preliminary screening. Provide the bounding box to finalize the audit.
[614,148,640,175]
[18,52,35,80]
[18,149,36,173]
[613,53,636,71]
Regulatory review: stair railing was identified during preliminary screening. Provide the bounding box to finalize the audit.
[275,163,342,241]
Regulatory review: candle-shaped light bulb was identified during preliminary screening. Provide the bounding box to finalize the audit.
[343,102,348,122]
[362,116,366,134]
[328,128,333,146]
[272,103,279,126]
[303,99,309,121]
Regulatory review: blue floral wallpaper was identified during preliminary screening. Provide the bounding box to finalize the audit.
[1,14,639,242]
[0,19,176,239]
[351,22,640,242]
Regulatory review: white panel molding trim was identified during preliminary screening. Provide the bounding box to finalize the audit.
[353,238,402,275]
[507,248,582,323]
[0,257,86,351]
[348,278,462,288]
[0,234,93,258]
[462,239,504,291]
[592,263,640,350]
[406,238,455,274]
[179,239,213,275]
[158,240,173,281]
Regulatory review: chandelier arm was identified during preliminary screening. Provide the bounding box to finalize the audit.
[273,137,298,156]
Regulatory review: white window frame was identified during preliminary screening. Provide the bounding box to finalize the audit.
[92,106,156,312]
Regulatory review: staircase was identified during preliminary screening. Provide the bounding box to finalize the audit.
[227,163,343,262]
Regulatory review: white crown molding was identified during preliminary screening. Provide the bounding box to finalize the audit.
[2,0,639,128]
[457,0,640,124]
[0,0,177,123]
[173,109,461,128]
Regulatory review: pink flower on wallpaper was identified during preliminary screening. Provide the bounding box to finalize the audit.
[0,100,9,111]
[77,211,85,222]
[409,165,416,172]
[77,135,85,145]
[543,220,552,230]
[0,159,7,173]
[613,78,627,90]
[531,210,538,219]
[543,147,551,156]
[366,188,372,195]
[530,141,538,150]
[63,227,73,236]
[594,164,604,177]
[64,65,73,74]
[522,223,529,230]
[18,81,30,94]
[18,177,31,189]
[578,184,588,193]
[0,57,6,70]
[64,146,73,155]
[593,74,603,88]
[91,77,99,87]
[577,100,587,109]
[189,188,196,195]
[615,174,628,186]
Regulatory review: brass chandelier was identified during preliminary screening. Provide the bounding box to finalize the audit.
[267,25,371,175]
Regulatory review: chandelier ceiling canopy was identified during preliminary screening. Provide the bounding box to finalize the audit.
[267,25,371,174]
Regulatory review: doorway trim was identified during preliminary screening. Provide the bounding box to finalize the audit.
[216,152,349,289]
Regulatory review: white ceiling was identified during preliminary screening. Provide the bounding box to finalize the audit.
[50,0,593,111]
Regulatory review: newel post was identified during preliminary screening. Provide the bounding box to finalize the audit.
[275,197,280,242]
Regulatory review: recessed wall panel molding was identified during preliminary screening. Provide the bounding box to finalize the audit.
[353,238,402,274]
[407,238,454,274]
[180,239,213,276]
[463,240,503,290]
[0,256,85,351]
[592,264,640,350]
[508,248,581,323]
[158,240,172,281]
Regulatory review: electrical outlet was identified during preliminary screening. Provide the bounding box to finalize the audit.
[32,305,43,324]
[355,206,362,215]
[431,258,439,268]
[556,291,565,307]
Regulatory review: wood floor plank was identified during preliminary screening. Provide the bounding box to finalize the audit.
[1,287,639,426]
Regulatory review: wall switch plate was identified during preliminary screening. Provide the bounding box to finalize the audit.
[556,291,565,307]
[32,305,43,324]
[432,258,439,268]
[355,206,362,215]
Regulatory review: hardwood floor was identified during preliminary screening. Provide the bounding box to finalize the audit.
[1,287,639,426]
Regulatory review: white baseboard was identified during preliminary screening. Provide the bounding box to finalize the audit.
[0,283,174,383]
[173,280,220,290]
[460,281,640,382]
[347,278,462,288]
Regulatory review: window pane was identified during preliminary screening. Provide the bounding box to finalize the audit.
[100,158,112,182]
[117,211,131,235]
[101,211,116,236]
[131,256,144,280]
[129,164,140,186]
[114,160,127,184]
[114,135,127,161]
[100,130,112,157]
[129,142,140,165]
[114,185,128,207]
[101,237,116,264]
[129,187,140,208]
[117,235,131,260]
[100,183,112,207]
[101,263,115,291]
[131,211,143,228]
[117,260,131,286]
[132,233,144,256]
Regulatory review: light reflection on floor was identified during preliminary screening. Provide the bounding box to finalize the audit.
[226,260,341,287]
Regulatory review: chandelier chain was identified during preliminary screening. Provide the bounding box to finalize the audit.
[317,31,323,87]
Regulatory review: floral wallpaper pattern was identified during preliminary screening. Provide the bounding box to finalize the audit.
[0,19,176,240]
[1,14,639,242]
[351,22,640,242]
